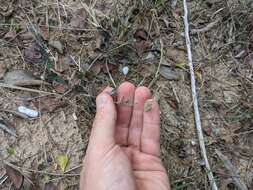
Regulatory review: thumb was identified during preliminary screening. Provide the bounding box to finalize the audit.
[89,87,117,149]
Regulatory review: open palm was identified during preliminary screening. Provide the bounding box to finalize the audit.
[80,82,170,190]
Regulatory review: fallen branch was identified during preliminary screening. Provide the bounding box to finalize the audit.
[183,1,218,190]
[216,150,248,190]
[0,83,56,95]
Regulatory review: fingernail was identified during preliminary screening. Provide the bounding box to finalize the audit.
[96,93,110,108]
[102,86,113,94]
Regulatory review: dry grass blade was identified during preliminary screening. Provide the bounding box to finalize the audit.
[0,169,8,186]
[216,149,248,190]
[191,19,220,34]
[0,109,29,119]
[0,122,17,137]
[105,59,116,88]
[0,83,56,95]
[183,0,218,189]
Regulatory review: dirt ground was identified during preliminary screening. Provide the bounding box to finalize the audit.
[0,0,252,189]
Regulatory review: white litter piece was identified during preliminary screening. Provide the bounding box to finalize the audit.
[122,66,129,76]
[18,106,39,118]
[183,0,218,189]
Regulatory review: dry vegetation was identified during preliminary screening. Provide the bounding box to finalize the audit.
[0,0,252,189]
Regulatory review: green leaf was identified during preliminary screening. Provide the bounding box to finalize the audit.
[155,0,164,7]
[56,155,69,173]
[42,175,50,183]
[6,147,16,156]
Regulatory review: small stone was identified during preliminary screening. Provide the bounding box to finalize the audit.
[122,66,129,76]
[160,66,180,80]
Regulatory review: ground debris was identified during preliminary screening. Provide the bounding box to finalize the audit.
[4,70,45,86]
[32,97,66,113]
[44,182,57,190]
[23,43,45,65]
[4,164,24,190]
[70,8,87,29]
[216,149,248,190]
[134,28,149,41]
[0,119,17,137]
[49,40,64,54]
[53,82,69,94]
[0,64,6,79]
[159,66,181,80]
[0,3,14,17]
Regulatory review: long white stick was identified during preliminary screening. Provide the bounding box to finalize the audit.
[183,1,218,190]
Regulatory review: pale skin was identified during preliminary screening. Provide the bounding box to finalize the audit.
[80,82,171,190]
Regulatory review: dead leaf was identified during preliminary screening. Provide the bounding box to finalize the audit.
[167,99,179,109]
[203,126,212,136]
[102,63,113,73]
[0,64,6,79]
[134,41,152,57]
[70,8,87,28]
[40,27,50,41]
[0,5,14,17]
[165,48,186,67]
[3,31,16,39]
[44,182,57,190]
[71,78,81,86]
[24,44,43,64]
[219,125,242,143]
[196,69,203,81]
[56,57,71,72]
[174,61,187,69]
[53,82,69,94]
[19,32,34,41]
[4,70,45,86]
[142,64,156,77]
[142,51,156,64]
[91,63,102,75]
[160,66,180,80]
[49,40,64,54]
[32,97,66,113]
[134,28,149,41]
[4,164,24,189]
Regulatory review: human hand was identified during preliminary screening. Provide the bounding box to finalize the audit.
[80,82,170,190]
